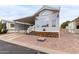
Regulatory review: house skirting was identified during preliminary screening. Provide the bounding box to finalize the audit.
[68,29,79,33]
[29,31,59,38]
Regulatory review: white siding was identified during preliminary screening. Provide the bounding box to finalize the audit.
[2,20,15,32]
[68,21,76,33]
[35,10,59,32]
[6,22,15,32]
[6,23,15,30]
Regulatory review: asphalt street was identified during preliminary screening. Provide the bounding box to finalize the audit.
[0,40,45,54]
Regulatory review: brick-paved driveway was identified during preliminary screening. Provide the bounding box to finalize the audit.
[0,32,79,54]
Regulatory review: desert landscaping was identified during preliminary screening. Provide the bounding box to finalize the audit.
[0,5,79,54]
[0,29,79,54]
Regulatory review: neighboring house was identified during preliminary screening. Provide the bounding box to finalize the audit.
[2,20,15,32]
[14,5,60,37]
[67,17,79,33]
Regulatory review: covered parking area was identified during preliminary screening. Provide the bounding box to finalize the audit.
[14,16,35,33]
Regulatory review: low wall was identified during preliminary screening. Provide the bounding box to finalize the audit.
[29,31,59,38]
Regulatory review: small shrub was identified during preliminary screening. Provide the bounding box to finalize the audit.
[3,30,8,33]
[61,21,70,29]
[0,20,8,34]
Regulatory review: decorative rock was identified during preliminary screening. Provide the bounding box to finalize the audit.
[37,37,47,42]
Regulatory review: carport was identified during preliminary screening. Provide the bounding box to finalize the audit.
[14,16,35,33]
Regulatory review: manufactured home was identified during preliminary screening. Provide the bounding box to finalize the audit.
[14,6,60,37]
[67,17,79,33]
[2,20,15,32]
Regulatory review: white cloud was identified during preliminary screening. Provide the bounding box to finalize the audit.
[0,5,79,25]
[60,5,79,24]
[0,5,41,20]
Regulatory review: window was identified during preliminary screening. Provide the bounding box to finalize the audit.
[39,10,52,16]
[10,24,14,27]
[52,25,56,27]
[37,26,39,28]
[52,20,56,27]
[42,24,49,27]
[76,25,79,29]
[43,29,45,31]
[57,14,59,18]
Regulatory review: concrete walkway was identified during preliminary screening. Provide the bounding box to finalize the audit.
[0,32,79,54]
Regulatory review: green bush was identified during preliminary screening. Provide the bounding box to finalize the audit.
[61,21,70,29]
[0,21,8,34]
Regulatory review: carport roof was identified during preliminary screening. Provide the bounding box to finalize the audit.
[15,16,35,25]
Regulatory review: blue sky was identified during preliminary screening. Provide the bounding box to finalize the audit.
[0,5,79,25]
[60,5,79,24]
